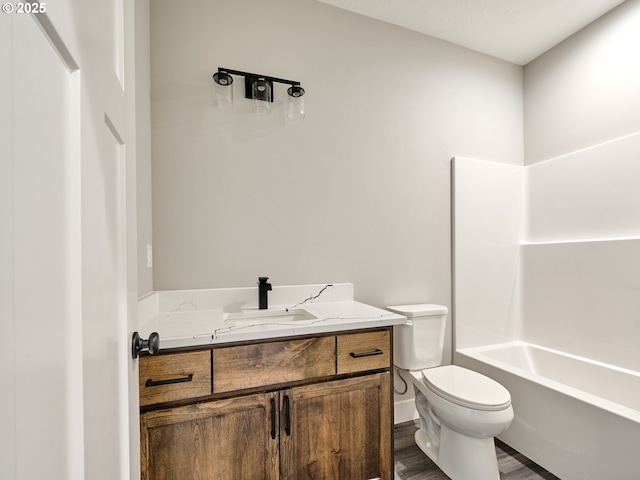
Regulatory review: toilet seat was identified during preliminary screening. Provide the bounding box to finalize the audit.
[422,365,511,411]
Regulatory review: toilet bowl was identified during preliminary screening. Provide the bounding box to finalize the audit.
[399,367,513,480]
[389,304,513,480]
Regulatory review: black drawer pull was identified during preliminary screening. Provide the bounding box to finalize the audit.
[284,395,291,436]
[350,349,383,358]
[270,397,277,440]
[145,374,193,388]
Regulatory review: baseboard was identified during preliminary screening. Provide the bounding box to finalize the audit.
[394,398,418,425]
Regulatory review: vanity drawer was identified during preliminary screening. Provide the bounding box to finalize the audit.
[337,329,391,374]
[139,350,212,406]
[213,336,336,393]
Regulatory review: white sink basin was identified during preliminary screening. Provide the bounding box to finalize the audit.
[223,307,317,326]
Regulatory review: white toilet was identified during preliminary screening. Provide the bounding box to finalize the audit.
[388,304,513,480]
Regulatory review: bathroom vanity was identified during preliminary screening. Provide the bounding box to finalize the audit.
[137,284,406,480]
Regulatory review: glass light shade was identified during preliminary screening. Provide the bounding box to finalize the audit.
[213,72,234,109]
[252,78,272,115]
[287,86,305,120]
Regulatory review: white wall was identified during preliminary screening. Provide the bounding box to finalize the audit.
[0,11,15,478]
[524,0,640,165]
[136,0,153,296]
[148,0,524,329]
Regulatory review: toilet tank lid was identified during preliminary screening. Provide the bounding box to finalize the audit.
[387,304,448,317]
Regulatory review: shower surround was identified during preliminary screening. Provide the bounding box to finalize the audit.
[452,132,640,480]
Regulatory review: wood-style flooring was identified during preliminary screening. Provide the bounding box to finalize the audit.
[394,420,560,480]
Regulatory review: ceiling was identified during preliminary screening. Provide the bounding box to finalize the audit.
[316,0,627,65]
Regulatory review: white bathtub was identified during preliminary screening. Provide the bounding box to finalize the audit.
[456,342,640,480]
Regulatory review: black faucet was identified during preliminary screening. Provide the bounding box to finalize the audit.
[258,277,272,310]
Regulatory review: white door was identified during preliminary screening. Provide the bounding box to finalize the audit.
[1,3,139,479]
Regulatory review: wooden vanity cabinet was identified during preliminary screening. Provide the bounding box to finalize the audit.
[139,328,392,480]
[141,392,279,480]
[281,373,391,480]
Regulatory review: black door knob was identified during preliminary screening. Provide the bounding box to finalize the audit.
[131,331,160,359]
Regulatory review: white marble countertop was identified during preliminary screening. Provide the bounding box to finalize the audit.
[138,283,408,350]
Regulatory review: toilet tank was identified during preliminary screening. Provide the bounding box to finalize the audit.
[387,304,448,370]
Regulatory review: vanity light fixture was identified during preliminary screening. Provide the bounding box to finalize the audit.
[213,67,305,118]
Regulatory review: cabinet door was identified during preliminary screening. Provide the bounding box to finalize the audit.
[281,373,392,480]
[141,392,279,480]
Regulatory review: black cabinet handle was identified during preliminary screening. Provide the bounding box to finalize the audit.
[145,374,193,388]
[284,395,291,436]
[270,397,277,440]
[350,349,383,358]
